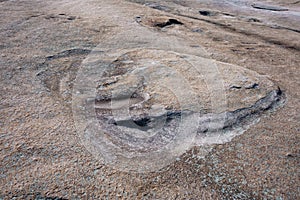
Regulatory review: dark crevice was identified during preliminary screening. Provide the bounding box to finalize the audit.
[269,25,300,34]
[154,19,183,28]
[134,117,151,127]
[105,88,284,134]
[199,10,216,16]
[46,48,91,60]
[245,83,259,89]
[251,4,289,11]
[112,110,182,131]
[96,87,284,152]
[67,16,76,20]
[230,85,242,89]
[291,1,300,4]
[197,88,284,133]
[247,18,261,23]
[223,88,284,130]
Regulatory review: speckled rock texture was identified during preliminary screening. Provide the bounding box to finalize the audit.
[0,0,299,199]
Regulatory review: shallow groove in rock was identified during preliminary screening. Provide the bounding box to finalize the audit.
[94,87,284,153]
[113,88,283,133]
[198,88,284,133]
[46,48,91,60]
[175,13,300,51]
[144,3,170,11]
[112,110,183,131]
[251,4,289,11]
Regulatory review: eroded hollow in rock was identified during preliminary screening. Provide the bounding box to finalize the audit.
[93,49,284,152]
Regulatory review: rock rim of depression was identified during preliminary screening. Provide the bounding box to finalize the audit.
[72,30,284,172]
